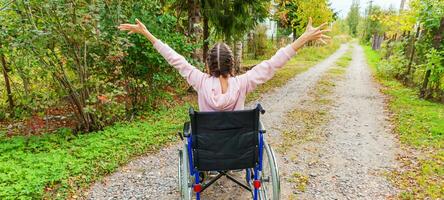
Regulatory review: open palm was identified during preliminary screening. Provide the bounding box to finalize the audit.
[303,17,330,44]
[118,19,147,35]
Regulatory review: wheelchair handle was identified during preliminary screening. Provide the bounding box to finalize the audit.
[256,104,266,114]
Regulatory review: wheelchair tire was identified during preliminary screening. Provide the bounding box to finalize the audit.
[259,141,280,200]
[179,144,193,200]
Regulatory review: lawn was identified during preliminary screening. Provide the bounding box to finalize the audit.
[0,40,344,199]
[363,45,444,199]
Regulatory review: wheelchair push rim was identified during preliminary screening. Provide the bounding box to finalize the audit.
[178,144,193,200]
[258,141,280,200]
[245,141,280,200]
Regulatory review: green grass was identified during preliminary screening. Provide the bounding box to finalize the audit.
[245,40,342,102]
[0,104,191,199]
[0,40,345,199]
[363,45,444,199]
[335,49,352,68]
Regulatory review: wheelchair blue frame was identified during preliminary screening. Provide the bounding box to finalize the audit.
[186,130,265,200]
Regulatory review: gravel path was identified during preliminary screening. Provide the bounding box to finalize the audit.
[292,44,399,199]
[87,43,395,200]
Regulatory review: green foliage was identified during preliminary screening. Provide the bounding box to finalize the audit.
[422,49,444,90]
[275,0,334,38]
[378,41,409,77]
[360,0,444,100]
[330,19,350,36]
[346,0,360,36]
[360,5,393,42]
[413,0,444,30]
[0,0,195,130]
[202,0,270,41]
[364,46,444,198]
[0,103,191,199]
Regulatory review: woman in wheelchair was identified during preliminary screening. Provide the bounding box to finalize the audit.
[119,18,330,200]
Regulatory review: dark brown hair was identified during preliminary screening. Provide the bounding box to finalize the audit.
[206,43,234,78]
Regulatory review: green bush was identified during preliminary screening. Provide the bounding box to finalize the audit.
[377,41,408,77]
[1,0,195,130]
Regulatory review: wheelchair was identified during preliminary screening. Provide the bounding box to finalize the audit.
[177,104,280,200]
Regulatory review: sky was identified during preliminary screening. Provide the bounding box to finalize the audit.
[330,0,404,18]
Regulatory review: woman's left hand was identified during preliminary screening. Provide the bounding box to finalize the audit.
[291,17,331,51]
[303,17,331,44]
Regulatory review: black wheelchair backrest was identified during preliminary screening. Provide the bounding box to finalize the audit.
[189,105,264,171]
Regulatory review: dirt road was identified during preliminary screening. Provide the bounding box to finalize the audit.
[291,44,399,200]
[88,43,399,199]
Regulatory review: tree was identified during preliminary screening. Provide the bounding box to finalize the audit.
[347,0,360,37]
[416,0,444,98]
[201,0,270,72]
[276,0,334,40]
[188,0,202,60]
[2,0,195,131]
[1,0,21,115]
[276,0,300,41]
[366,0,444,100]
[0,43,13,112]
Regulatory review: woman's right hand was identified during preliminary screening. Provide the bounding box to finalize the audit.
[118,19,148,35]
[118,19,157,43]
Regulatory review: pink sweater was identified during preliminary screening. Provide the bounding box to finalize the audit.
[153,40,297,111]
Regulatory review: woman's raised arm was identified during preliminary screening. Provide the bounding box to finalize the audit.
[118,19,205,90]
[240,17,331,93]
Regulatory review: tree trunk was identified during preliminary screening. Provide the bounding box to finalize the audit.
[234,41,243,74]
[0,44,14,112]
[202,13,209,64]
[188,0,201,60]
[420,70,432,98]
[292,28,297,41]
[406,24,421,77]
[372,34,383,50]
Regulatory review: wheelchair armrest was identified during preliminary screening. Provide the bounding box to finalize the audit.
[183,121,191,137]
[259,121,266,133]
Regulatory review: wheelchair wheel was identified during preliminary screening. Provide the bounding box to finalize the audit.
[259,141,280,200]
[178,144,193,200]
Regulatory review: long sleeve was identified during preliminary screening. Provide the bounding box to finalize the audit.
[239,44,297,93]
[153,40,206,90]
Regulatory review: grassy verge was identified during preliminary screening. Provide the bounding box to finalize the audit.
[363,45,444,199]
[0,40,345,199]
[0,104,191,199]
